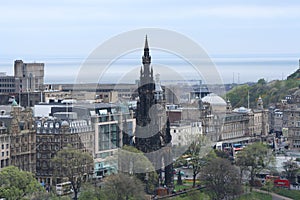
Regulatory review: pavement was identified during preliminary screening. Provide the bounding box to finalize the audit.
[253,189,294,200]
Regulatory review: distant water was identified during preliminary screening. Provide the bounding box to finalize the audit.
[0,53,299,84]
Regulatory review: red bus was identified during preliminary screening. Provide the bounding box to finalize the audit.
[274,179,290,188]
[266,175,290,188]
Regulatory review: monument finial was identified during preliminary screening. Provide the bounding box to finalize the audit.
[144,35,149,49]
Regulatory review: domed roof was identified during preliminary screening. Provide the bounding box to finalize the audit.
[61,120,69,127]
[201,93,227,106]
[233,106,251,113]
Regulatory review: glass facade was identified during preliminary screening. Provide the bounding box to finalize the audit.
[98,123,120,151]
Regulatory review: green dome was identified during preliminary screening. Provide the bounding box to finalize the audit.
[11,100,18,106]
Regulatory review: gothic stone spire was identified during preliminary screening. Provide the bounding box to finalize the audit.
[142,35,151,65]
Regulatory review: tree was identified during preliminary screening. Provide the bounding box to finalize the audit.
[30,191,71,200]
[78,183,108,200]
[282,158,300,183]
[51,146,94,200]
[262,179,274,194]
[0,166,43,200]
[101,173,146,200]
[117,145,158,193]
[186,135,212,187]
[236,142,274,187]
[78,175,146,200]
[200,157,242,200]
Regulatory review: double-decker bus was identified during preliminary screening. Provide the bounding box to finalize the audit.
[56,181,73,196]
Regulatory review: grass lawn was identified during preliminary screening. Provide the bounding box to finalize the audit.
[166,190,209,200]
[174,184,191,191]
[173,180,195,192]
[270,187,300,199]
[166,191,271,200]
[235,192,272,200]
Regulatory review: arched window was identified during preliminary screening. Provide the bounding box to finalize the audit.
[0,121,5,127]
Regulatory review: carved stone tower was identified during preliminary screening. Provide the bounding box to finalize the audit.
[135,36,173,187]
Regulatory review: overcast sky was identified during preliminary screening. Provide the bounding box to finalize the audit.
[1,0,300,83]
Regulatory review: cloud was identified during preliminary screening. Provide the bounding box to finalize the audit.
[2,2,300,26]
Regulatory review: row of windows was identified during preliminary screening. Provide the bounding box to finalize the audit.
[37,136,79,144]
[222,131,244,140]
[1,144,9,149]
[0,78,14,82]
[0,159,9,168]
[0,136,9,143]
[0,83,15,87]
[295,132,300,136]
[0,89,15,93]
[95,151,114,159]
[223,123,244,132]
[1,151,9,157]
[225,116,243,122]
[293,140,300,144]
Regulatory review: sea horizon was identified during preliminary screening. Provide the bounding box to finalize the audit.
[0,52,299,85]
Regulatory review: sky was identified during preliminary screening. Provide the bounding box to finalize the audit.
[1,0,300,83]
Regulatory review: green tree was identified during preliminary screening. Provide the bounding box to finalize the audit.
[51,146,94,200]
[236,142,274,187]
[78,183,108,200]
[101,173,146,200]
[186,135,212,187]
[262,179,274,194]
[30,191,71,200]
[0,166,43,200]
[200,157,242,200]
[117,145,158,193]
[282,158,300,183]
[226,78,300,108]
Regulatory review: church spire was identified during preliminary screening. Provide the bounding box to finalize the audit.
[144,35,149,49]
[142,35,151,65]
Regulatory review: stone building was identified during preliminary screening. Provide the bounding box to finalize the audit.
[0,72,17,94]
[48,83,137,101]
[199,93,268,144]
[134,37,173,187]
[14,60,44,92]
[35,118,93,185]
[33,100,135,183]
[9,106,36,173]
[282,89,300,149]
[0,108,10,169]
